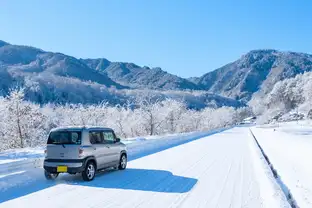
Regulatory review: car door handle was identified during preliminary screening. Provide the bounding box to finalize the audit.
[106,146,110,148]
[93,147,96,150]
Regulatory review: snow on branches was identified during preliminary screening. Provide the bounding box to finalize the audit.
[0,89,250,151]
[249,71,312,123]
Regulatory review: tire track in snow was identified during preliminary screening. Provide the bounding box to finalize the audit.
[124,139,222,208]
[136,148,217,208]
[171,156,223,208]
[214,157,235,207]
[242,136,261,208]
[91,140,217,208]
[229,154,243,208]
[177,154,230,208]
[239,147,248,207]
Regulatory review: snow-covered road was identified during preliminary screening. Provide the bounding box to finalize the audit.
[0,127,289,208]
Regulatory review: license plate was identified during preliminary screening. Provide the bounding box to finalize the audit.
[57,166,68,172]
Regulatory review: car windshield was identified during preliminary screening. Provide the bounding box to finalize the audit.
[47,131,81,145]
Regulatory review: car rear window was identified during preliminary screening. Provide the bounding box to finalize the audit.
[47,131,81,145]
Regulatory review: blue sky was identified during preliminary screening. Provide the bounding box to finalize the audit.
[1,0,311,77]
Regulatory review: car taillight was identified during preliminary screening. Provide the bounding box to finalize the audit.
[78,148,84,157]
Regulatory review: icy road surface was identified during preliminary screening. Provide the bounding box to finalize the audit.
[0,128,289,208]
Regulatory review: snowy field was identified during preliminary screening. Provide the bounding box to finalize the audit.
[251,121,312,208]
[0,127,291,208]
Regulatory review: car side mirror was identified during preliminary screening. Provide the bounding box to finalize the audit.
[116,138,121,143]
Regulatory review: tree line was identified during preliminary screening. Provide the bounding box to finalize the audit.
[0,89,251,151]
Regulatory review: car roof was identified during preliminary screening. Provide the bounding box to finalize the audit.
[50,126,113,132]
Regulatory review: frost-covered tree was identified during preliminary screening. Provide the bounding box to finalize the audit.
[0,88,244,151]
[137,99,164,136]
[1,89,47,149]
[250,71,312,123]
[159,99,186,133]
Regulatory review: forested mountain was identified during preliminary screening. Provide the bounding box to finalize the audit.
[0,40,124,90]
[191,50,312,102]
[0,40,242,108]
[1,40,312,109]
[82,59,201,90]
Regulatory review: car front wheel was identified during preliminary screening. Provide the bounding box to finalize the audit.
[82,161,96,181]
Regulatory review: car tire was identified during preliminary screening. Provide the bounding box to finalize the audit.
[118,154,127,170]
[82,161,96,181]
[44,170,59,180]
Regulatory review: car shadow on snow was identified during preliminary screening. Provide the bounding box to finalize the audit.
[0,168,197,203]
[67,168,198,193]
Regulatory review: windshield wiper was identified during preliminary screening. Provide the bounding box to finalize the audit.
[62,144,66,148]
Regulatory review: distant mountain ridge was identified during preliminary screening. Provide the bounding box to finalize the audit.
[81,58,201,90]
[0,40,242,108]
[1,40,312,106]
[0,41,125,89]
[82,49,312,102]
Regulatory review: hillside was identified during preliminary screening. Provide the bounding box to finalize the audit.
[0,41,125,91]
[191,50,312,102]
[1,40,312,107]
[82,59,201,90]
[0,40,242,108]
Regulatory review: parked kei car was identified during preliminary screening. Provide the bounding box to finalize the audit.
[43,126,127,181]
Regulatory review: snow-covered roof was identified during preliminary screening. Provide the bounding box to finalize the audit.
[50,126,113,132]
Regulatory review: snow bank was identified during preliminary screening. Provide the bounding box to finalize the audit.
[251,124,312,208]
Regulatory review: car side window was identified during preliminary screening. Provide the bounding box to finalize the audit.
[103,131,116,144]
[89,131,103,144]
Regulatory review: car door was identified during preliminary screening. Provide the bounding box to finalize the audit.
[89,131,109,169]
[103,130,120,164]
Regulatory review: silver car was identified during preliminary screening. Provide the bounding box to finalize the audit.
[43,126,127,181]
